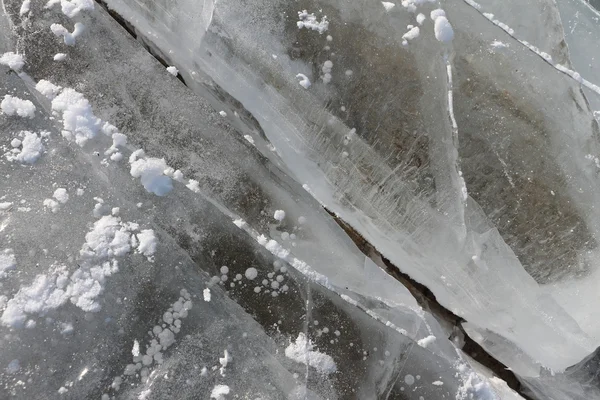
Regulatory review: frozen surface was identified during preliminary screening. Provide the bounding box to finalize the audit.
[1,0,600,398]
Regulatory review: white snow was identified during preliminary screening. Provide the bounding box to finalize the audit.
[219,110,227,117]
[432,380,444,386]
[1,95,35,118]
[245,267,258,280]
[56,0,94,18]
[203,288,211,302]
[402,26,420,44]
[166,66,178,76]
[417,334,436,348]
[430,8,446,21]
[210,385,230,399]
[416,13,426,25]
[243,135,255,145]
[36,80,62,99]
[136,229,157,258]
[19,0,31,15]
[129,150,173,196]
[0,52,25,71]
[285,332,337,374]
[296,74,311,89]
[297,10,329,34]
[273,209,285,221]
[381,2,395,11]
[404,374,415,385]
[54,53,67,61]
[51,87,103,146]
[50,23,85,46]
[0,249,17,278]
[53,188,69,204]
[6,132,44,164]
[219,349,232,375]
[186,179,200,193]
[43,198,60,213]
[434,16,454,42]
[490,40,509,49]
[7,359,20,373]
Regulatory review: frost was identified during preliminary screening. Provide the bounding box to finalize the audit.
[1,95,35,118]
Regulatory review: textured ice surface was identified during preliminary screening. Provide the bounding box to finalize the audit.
[2,0,600,398]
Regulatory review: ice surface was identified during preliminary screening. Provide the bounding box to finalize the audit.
[2,0,600,397]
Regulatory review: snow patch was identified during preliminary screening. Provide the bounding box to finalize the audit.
[54,53,67,61]
[210,385,230,399]
[0,249,17,278]
[50,23,85,46]
[434,16,454,42]
[0,52,25,71]
[285,332,337,374]
[296,73,311,89]
[129,150,173,196]
[1,95,35,118]
[297,10,329,34]
[381,2,395,11]
[6,131,44,164]
[166,66,178,76]
[19,0,31,15]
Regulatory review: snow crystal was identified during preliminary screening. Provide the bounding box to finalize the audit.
[6,131,44,164]
[166,66,178,76]
[404,374,415,385]
[36,80,62,99]
[19,0,31,15]
[273,209,285,221]
[434,16,454,42]
[50,23,85,46]
[1,95,35,118]
[54,53,67,61]
[210,385,230,399]
[203,288,211,302]
[220,266,229,274]
[381,2,395,11]
[285,332,337,374]
[417,334,436,348]
[245,267,258,280]
[129,150,173,196]
[0,52,25,71]
[53,188,69,204]
[0,249,17,278]
[297,10,329,34]
[296,73,311,89]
